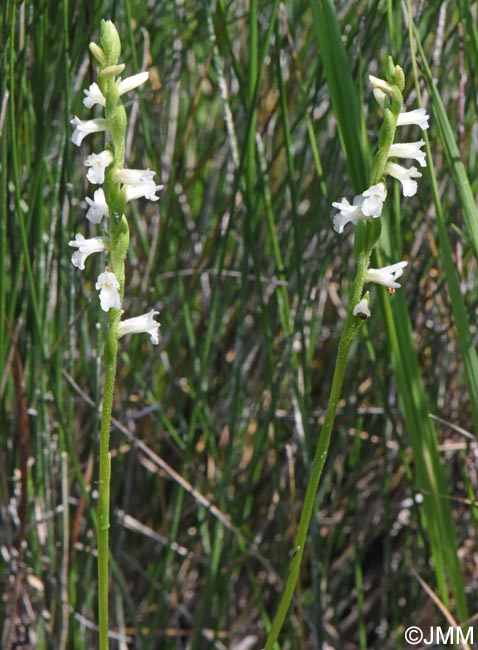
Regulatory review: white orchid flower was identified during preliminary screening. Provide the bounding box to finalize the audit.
[95,272,121,311]
[68,233,107,270]
[118,309,160,345]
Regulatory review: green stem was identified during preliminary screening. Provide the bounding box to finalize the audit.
[97,310,121,650]
[264,258,367,649]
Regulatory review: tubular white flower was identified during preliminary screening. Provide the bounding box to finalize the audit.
[85,150,114,184]
[71,116,108,146]
[396,108,429,131]
[85,188,109,224]
[369,74,393,96]
[125,178,164,202]
[331,196,367,234]
[118,72,149,96]
[365,261,408,289]
[118,309,160,345]
[95,272,121,312]
[389,140,426,167]
[114,168,156,186]
[83,82,106,108]
[361,182,387,217]
[68,233,107,270]
[353,298,371,319]
[385,162,422,197]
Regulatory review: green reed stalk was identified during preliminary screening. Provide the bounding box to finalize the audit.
[69,20,161,648]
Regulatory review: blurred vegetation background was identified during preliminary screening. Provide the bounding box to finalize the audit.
[1,0,477,648]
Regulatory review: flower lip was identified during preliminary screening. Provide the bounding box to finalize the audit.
[118,309,160,345]
[95,271,121,312]
[365,261,408,289]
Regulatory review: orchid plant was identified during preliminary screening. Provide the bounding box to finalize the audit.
[265,58,429,648]
[69,20,161,648]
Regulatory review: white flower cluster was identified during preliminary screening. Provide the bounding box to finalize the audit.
[69,70,161,344]
[330,72,430,316]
